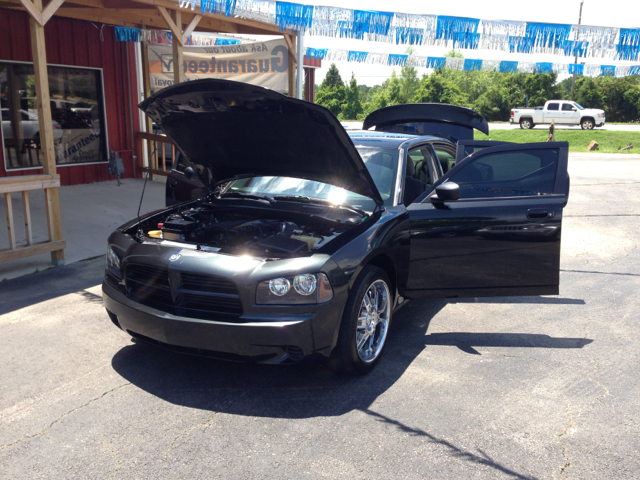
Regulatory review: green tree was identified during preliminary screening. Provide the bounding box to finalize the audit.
[413,71,468,105]
[315,63,346,117]
[341,74,363,120]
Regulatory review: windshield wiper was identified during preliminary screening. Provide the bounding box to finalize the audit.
[273,195,366,217]
[219,191,275,203]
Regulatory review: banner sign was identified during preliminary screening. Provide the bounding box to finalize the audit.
[147,38,290,92]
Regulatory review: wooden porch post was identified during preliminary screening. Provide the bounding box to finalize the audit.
[30,0,64,265]
[171,9,184,84]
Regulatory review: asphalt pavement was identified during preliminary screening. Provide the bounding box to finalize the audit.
[1,153,639,479]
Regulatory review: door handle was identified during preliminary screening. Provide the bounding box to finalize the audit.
[527,209,553,219]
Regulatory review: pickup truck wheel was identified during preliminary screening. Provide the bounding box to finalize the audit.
[520,118,534,129]
[581,118,595,130]
[331,265,392,375]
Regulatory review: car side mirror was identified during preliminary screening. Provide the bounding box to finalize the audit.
[431,182,460,203]
[184,166,195,180]
[571,107,577,111]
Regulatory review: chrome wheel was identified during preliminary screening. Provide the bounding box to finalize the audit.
[356,279,391,363]
[581,119,594,130]
[520,119,531,129]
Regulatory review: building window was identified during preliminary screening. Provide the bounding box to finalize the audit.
[0,62,107,170]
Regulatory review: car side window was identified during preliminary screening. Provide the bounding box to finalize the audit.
[561,103,574,111]
[547,103,560,111]
[448,149,559,199]
[433,147,456,174]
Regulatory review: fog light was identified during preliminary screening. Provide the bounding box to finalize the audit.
[293,274,317,295]
[269,278,290,296]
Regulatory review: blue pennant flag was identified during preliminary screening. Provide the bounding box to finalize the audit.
[395,27,424,45]
[535,62,554,74]
[514,36,535,54]
[350,10,394,39]
[275,2,314,33]
[568,64,584,75]
[348,51,369,63]
[436,16,480,40]
[114,26,141,42]
[524,23,571,50]
[600,65,616,76]
[619,28,640,47]
[453,32,480,50]
[388,54,408,66]
[426,57,446,69]
[305,48,328,60]
[499,61,518,73]
[561,40,589,58]
[616,44,640,61]
[201,0,236,16]
[216,39,240,45]
[463,59,482,71]
[629,66,640,76]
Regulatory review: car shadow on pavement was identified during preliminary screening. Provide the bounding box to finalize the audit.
[110,297,571,479]
[111,297,593,420]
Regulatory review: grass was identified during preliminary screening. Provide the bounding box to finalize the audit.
[475,129,639,153]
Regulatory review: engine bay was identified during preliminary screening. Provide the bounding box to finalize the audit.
[138,204,354,257]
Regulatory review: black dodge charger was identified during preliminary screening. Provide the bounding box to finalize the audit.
[103,79,569,374]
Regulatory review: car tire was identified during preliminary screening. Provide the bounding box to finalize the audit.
[519,118,534,129]
[331,265,393,375]
[581,118,594,130]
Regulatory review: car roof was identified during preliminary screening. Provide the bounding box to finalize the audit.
[347,130,450,149]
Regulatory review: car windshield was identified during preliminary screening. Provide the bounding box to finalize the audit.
[573,102,585,110]
[225,147,400,212]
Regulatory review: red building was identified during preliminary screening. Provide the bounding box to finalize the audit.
[0,9,141,185]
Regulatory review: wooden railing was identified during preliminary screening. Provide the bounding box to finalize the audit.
[1,174,66,264]
[138,131,176,177]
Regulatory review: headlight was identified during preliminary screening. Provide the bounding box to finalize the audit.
[106,245,122,277]
[257,273,333,305]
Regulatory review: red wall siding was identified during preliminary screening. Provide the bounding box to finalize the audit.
[0,9,142,185]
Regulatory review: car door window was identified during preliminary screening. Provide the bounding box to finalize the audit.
[561,104,574,111]
[433,146,456,174]
[408,149,434,186]
[547,103,559,111]
[447,149,559,198]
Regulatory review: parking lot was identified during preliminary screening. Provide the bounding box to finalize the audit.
[1,153,639,479]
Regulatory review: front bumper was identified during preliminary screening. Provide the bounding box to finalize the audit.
[103,278,343,364]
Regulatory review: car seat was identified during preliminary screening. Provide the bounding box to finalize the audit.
[404,158,426,206]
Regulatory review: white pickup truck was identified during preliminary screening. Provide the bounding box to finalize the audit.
[510,100,605,130]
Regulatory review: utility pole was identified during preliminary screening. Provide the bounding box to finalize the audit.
[570,0,585,98]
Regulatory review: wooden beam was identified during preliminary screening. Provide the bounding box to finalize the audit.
[0,240,67,263]
[0,174,60,193]
[182,13,201,44]
[4,193,16,250]
[42,0,66,24]
[171,8,184,83]
[18,0,43,25]
[287,35,295,97]
[156,5,183,45]
[283,34,297,64]
[30,0,64,265]
[22,191,33,246]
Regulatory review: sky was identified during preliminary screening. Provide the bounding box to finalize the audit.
[247,0,640,86]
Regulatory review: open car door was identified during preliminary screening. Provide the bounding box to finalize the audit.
[405,142,569,299]
[455,140,513,162]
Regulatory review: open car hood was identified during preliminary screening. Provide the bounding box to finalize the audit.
[362,103,489,142]
[139,79,383,205]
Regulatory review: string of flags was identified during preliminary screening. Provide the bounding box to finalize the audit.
[182,0,640,61]
[305,47,640,77]
[114,26,241,46]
